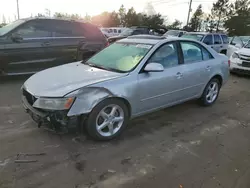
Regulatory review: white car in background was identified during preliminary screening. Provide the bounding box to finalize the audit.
[230,39,250,74]
[100,27,128,38]
[227,36,250,57]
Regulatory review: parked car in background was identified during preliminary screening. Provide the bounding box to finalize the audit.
[0,18,108,76]
[230,39,250,74]
[227,36,250,57]
[107,26,167,43]
[163,30,186,37]
[22,35,229,140]
[181,32,229,54]
[100,27,127,38]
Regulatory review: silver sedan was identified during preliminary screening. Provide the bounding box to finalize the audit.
[21,35,230,140]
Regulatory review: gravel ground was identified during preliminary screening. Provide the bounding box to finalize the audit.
[0,74,250,188]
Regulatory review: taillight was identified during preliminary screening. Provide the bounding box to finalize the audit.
[106,41,110,47]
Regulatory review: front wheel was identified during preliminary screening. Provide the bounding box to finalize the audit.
[200,78,221,106]
[85,98,129,141]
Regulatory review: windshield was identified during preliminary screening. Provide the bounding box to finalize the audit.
[164,30,180,36]
[240,36,250,44]
[83,43,152,72]
[181,33,204,41]
[119,28,133,36]
[0,19,25,36]
[244,40,250,48]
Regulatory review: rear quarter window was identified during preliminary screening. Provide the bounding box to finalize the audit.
[221,35,229,44]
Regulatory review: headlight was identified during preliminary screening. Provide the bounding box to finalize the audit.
[33,97,75,110]
[232,52,240,59]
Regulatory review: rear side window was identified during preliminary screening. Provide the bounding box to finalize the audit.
[118,30,121,33]
[203,35,213,45]
[114,29,117,33]
[181,42,203,63]
[221,35,229,44]
[202,47,214,60]
[80,22,105,40]
[214,35,222,44]
[46,20,75,37]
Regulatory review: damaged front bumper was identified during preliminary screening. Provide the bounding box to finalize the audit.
[22,96,80,133]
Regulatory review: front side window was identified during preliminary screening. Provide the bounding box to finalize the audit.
[84,43,152,72]
[181,42,203,63]
[203,35,213,45]
[214,35,222,44]
[148,43,179,68]
[0,19,25,36]
[114,29,117,33]
[13,20,51,38]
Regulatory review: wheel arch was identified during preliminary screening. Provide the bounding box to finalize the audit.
[211,74,223,86]
[67,87,132,117]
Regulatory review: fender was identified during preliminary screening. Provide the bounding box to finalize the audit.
[67,87,116,116]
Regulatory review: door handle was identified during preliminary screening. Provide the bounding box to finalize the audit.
[206,66,211,71]
[41,41,50,46]
[176,72,183,79]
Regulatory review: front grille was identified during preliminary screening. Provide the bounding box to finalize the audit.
[240,54,250,61]
[22,89,37,105]
[242,61,250,68]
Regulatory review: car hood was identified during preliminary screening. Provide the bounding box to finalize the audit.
[23,61,127,97]
[237,48,250,56]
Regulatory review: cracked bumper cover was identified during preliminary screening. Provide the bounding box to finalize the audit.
[22,96,78,128]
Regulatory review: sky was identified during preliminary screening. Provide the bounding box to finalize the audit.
[0,0,217,25]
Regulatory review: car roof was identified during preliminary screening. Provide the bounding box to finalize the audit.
[187,32,227,36]
[20,17,87,24]
[118,35,199,45]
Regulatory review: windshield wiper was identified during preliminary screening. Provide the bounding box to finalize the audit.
[83,61,125,73]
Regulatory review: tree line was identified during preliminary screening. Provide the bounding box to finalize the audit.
[187,0,250,35]
[0,0,249,36]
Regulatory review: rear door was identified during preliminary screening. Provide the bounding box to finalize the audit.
[43,20,86,68]
[3,19,52,74]
[179,41,215,97]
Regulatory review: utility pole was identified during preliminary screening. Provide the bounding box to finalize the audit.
[186,0,193,26]
[16,0,20,19]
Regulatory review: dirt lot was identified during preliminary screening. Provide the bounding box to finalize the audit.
[1,75,250,188]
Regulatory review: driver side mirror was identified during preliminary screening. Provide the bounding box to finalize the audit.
[11,33,23,43]
[144,63,164,72]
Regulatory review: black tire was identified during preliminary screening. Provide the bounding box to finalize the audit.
[200,78,221,106]
[85,98,129,141]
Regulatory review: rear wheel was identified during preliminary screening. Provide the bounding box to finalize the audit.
[200,78,221,106]
[85,98,129,141]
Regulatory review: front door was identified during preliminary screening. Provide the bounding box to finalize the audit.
[137,42,186,113]
[3,19,52,75]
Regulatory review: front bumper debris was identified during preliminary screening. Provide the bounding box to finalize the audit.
[22,96,79,134]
